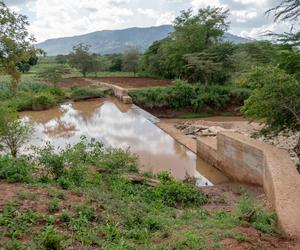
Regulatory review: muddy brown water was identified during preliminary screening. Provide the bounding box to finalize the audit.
[21,98,228,186]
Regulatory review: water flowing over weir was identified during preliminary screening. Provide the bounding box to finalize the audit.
[21,98,227,186]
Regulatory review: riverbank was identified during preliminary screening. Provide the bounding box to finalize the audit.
[0,138,298,249]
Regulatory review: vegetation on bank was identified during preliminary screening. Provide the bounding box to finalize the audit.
[129,80,250,112]
[0,138,278,249]
[0,76,112,111]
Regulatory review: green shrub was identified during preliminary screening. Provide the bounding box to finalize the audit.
[68,86,111,99]
[31,92,56,111]
[129,80,250,111]
[0,156,34,183]
[148,179,208,207]
[38,226,64,250]
[99,148,138,173]
[47,199,60,213]
[36,144,65,180]
[74,204,96,222]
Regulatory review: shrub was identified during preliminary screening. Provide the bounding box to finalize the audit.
[47,199,60,213]
[68,86,111,99]
[38,226,64,250]
[31,92,56,111]
[0,156,34,183]
[129,80,250,111]
[99,148,138,173]
[148,178,208,207]
[36,143,65,180]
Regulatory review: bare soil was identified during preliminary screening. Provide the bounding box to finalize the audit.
[92,76,171,88]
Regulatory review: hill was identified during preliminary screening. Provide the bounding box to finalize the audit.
[36,25,251,56]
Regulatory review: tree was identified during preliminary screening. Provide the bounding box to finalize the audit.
[0,1,40,95]
[108,54,123,72]
[267,1,300,46]
[141,7,230,80]
[240,66,300,162]
[88,54,103,77]
[122,47,140,75]
[68,43,93,77]
[55,54,68,64]
[0,107,33,158]
[16,55,39,73]
[183,52,222,84]
[38,65,70,87]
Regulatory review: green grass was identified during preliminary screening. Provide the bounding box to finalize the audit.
[0,138,279,249]
[0,74,112,111]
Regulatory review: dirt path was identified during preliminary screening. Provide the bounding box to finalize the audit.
[58,77,171,89]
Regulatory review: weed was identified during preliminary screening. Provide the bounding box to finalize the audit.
[0,156,34,183]
[16,190,37,200]
[37,226,64,250]
[47,199,60,213]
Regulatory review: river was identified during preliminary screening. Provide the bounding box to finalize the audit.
[21,98,228,186]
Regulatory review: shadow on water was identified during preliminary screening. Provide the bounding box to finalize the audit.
[21,98,228,186]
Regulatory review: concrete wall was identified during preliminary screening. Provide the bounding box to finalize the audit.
[86,80,132,104]
[197,131,300,238]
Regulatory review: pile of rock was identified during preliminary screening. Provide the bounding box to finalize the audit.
[175,122,234,137]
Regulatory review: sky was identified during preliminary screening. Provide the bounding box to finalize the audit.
[4,0,292,43]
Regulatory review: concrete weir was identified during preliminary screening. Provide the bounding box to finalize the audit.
[197,132,300,238]
[85,79,133,104]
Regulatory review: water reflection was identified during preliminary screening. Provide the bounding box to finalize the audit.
[21,98,227,185]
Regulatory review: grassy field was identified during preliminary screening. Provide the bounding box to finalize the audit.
[0,139,281,249]
[0,74,112,111]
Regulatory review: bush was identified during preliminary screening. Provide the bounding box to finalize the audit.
[68,86,111,99]
[98,148,138,173]
[129,80,250,111]
[0,156,34,183]
[36,144,65,180]
[146,174,208,207]
[31,92,56,111]
[38,226,64,250]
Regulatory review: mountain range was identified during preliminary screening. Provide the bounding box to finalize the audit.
[36,25,251,56]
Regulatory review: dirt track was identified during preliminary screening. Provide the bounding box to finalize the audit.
[58,77,171,89]
[92,77,171,88]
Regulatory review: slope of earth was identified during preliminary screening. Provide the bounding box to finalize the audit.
[0,180,298,249]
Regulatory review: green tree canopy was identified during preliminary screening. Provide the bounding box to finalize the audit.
[37,65,70,87]
[0,1,41,94]
[122,47,140,75]
[141,7,230,81]
[68,43,93,77]
[240,66,300,160]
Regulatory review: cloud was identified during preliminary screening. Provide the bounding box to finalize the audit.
[26,0,134,41]
[7,0,292,42]
[4,0,36,6]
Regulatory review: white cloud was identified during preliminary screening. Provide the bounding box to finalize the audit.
[137,8,174,25]
[232,9,258,23]
[27,0,134,42]
[239,21,291,39]
[7,0,293,42]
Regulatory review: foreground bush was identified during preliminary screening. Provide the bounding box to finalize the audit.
[0,156,34,183]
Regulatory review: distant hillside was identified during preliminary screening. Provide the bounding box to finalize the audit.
[36,25,251,56]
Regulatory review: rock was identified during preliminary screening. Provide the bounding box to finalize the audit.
[183,126,196,135]
[122,95,132,104]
